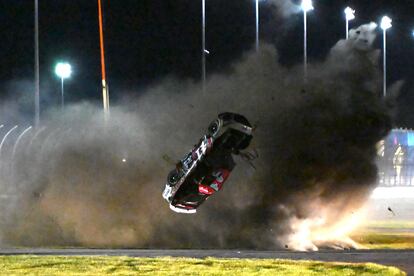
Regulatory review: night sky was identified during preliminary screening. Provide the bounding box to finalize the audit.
[0,1,413,126]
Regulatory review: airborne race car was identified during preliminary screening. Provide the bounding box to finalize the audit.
[162,112,253,214]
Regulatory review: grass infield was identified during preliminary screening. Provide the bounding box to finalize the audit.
[0,256,406,275]
[353,220,414,249]
[352,232,414,249]
[361,221,414,229]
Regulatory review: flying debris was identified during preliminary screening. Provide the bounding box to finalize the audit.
[162,113,253,214]
[387,207,396,216]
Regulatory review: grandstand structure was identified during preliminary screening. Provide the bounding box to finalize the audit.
[377,128,414,187]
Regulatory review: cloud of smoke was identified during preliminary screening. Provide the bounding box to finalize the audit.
[0,23,399,250]
[267,0,301,19]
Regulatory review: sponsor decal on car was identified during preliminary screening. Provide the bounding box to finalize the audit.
[198,184,215,195]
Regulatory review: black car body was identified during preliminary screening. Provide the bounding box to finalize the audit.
[162,112,253,214]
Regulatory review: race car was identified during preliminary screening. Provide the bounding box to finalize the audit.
[162,112,253,214]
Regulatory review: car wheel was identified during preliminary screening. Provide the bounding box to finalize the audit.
[167,169,180,186]
[208,119,221,137]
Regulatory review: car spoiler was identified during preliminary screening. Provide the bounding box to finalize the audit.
[169,204,197,214]
[225,121,253,136]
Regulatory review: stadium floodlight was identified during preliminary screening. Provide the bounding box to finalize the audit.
[380,16,392,30]
[301,0,313,12]
[55,62,72,108]
[380,16,392,97]
[55,62,72,79]
[344,7,355,39]
[301,0,313,83]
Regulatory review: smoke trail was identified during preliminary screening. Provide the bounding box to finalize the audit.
[0,23,399,249]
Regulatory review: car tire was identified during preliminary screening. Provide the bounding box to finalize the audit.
[167,169,180,186]
[208,119,221,137]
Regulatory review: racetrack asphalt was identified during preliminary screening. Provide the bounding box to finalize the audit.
[0,249,413,275]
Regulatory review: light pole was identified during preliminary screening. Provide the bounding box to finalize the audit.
[380,16,392,97]
[301,0,313,83]
[55,62,72,109]
[255,0,259,51]
[34,0,40,127]
[98,0,110,117]
[202,0,206,90]
[344,7,355,39]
